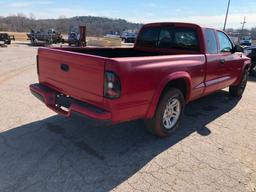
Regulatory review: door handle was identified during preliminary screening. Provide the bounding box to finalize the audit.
[220,59,225,64]
[60,64,69,72]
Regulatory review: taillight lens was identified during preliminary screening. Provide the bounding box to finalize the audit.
[104,71,121,99]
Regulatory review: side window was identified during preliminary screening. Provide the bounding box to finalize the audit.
[205,29,218,54]
[217,31,233,53]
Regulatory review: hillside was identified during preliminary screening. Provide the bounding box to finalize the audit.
[0,15,142,36]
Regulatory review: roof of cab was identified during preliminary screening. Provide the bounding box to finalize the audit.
[143,22,223,32]
[143,22,202,28]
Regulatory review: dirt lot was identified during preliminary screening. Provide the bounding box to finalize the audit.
[0,42,256,192]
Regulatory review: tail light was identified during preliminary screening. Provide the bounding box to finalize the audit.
[104,71,121,99]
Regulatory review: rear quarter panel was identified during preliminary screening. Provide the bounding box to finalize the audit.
[105,54,206,122]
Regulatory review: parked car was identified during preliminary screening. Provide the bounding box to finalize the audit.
[67,32,79,46]
[121,32,137,43]
[244,46,256,76]
[0,33,11,45]
[30,22,251,137]
[240,36,252,46]
[27,29,63,45]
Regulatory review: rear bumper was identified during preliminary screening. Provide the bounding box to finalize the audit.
[29,83,112,121]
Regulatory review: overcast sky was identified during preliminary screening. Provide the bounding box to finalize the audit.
[0,0,256,29]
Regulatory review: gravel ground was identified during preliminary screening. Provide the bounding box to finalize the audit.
[0,42,256,192]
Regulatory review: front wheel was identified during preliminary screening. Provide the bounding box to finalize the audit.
[145,88,185,137]
[229,69,249,97]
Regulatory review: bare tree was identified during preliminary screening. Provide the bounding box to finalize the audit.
[0,14,142,36]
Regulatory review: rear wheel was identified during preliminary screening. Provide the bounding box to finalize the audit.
[145,88,185,137]
[229,69,249,97]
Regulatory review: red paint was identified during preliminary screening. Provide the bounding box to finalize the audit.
[30,22,251,124]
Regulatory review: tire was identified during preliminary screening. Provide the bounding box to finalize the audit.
[229,69,249,97]
[145,88,185,137]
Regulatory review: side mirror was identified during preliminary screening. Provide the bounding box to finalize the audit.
[232,44,243,53]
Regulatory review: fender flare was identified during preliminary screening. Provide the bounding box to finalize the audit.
[145,71,192,119]
[233,60,251,86]
[242,59,251,72]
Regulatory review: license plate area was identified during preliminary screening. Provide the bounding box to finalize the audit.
[55,94,71,109]
[55,93,108,115]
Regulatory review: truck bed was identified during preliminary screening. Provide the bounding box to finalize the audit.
[36,46,206,123]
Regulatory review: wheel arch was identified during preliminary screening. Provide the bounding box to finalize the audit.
[145,72,191,119]
[233,60,251,86]
[244,62,251,71]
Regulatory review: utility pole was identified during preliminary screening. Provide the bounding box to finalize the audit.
[223,0,231,31]
[240,16,246,36]
[238,16,247,42]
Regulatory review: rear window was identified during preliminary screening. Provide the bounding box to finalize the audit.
[136,27,200,51]
[136,27,160,47]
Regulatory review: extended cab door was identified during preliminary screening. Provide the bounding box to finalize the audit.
[204,29,242,95]
[216,31,243,84]
[204,28,225,95]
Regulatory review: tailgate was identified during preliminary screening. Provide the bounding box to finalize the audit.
[38,48,106,104]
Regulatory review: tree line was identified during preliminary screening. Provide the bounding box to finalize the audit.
[0,14,142,36]
[1,14,256,39]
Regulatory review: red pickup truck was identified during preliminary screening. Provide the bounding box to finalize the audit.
[30,22,251,137]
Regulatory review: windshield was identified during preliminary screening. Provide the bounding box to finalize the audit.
[69,33,77,38]
[136,26,200,51]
